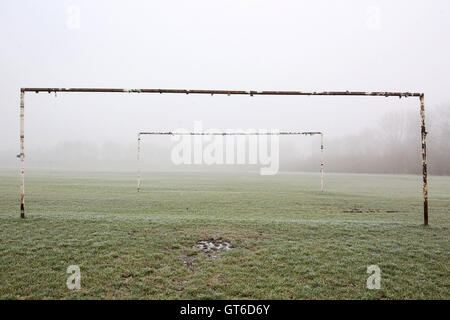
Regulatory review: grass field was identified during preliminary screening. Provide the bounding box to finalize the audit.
[0,170,449,299]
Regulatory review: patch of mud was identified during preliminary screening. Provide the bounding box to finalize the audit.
[194,238,232,257]
[343,207,400,214]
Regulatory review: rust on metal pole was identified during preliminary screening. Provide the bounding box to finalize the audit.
[420,94,428,225]
[23,87,422,98]
[19,89,25,218]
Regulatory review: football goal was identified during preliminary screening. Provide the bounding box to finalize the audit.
[136,131,325,192]
[18,88,428,225]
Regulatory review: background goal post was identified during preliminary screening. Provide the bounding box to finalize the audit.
[136,131,325,192]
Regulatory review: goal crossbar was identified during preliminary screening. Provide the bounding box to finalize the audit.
[22,88,421,97]
[18,87,428,225]
[137,131,325,192]
[138,131,323,135]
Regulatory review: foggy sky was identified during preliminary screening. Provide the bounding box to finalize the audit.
[1,0,449,168]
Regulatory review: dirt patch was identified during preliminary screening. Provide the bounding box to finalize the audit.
[194,238,232,257]
[343,207,400,214]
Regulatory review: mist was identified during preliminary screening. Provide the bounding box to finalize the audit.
[1,0,449,175]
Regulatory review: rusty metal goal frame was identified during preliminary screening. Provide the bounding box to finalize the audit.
[18,88,428,225]
[136,131,325,192]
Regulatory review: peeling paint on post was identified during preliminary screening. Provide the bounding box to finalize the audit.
[19,90,25,218]
[420,94,428,225]
[23,88,422,98]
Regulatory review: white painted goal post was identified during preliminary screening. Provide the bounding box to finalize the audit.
[18,88,428,225]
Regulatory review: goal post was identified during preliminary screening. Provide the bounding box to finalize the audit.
[18,88,428,225]
[136,131,325,192]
